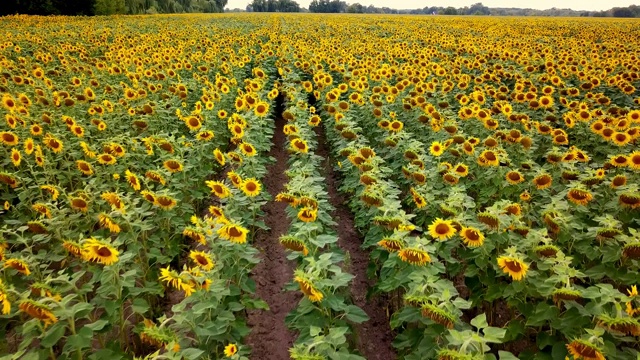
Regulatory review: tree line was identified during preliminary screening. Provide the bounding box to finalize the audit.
[244,0,640,17]
[1,0,227,16]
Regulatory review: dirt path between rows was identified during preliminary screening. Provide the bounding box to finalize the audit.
[246,115,299,360]
[315,126,397,360]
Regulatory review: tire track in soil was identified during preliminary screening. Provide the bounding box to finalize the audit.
[314,126,397,360]
[246,115,299,360]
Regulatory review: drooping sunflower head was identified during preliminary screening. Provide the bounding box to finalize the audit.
[377,238,405,252]
[19,299,57,327]
[280,235,309,256]
[421,303,456,329]
[566,339,605,360]
[398,247,431,266]
[567,188,593,206]
[552,288,582,305]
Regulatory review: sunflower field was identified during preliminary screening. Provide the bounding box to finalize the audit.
[1,13,640,360]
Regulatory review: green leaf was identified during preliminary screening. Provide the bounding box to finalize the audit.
[310,234,337,248]
[344,305,369,324]
[471,313,488,329]
[498,351,519,360]
[85,319,109,332]
[483,327,506,342]
[180,348,205,360]
[40,323,66,347]
[132,298,150,314]
[71,302,94,319]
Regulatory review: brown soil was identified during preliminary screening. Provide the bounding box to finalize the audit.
[246,115,299,360]
[315,126,397,360]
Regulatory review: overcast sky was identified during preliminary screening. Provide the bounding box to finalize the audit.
[227,0,639,11]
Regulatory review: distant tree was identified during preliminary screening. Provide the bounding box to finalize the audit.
[95,0,126,14]
[250,0,299,12]
[346,2,363,12]
[309,0,344,12]
[442,6,457,15]
[612,7,634,17]
[468,2,489,15]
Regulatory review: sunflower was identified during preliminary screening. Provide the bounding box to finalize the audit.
[163,159,183,173]
[567,188,593,206]
[4,258,30,275]
[421,303,456,329]
[82,238,119,265]
[227,151,243,163]
[213,148,226,166]
[410,187,427,209]
[0,172,19,188]
[98,213,121,233]
[478,150,499,167]
[294,275,323,302]
[145,170,166,185]
[497,256,528,281]
[280,235,309,256]
[628,151,640,171]
[430,141,444,157]
[206,180,231,198]
[453,163,469,177]
[298,207,318,222]
[566,339,605,360]
[612,132,631,146]
[40,185,59,200]
[207,205,226,220]
[1,95,17,112]
[32,203,52,219]
[533,174,553,190]
[8,148,21,167]
[189,250,214,271]
[183,227,206,245]
[97,153,117,165]
[101,192,125,212]
[224,343,238,358]
[155,195,178,210]
[217,223,249,244]
[619,193,640,209]
[505,170,524,185]
[290,138,309,153]
[427,218,457,240]
[460,227,485,247]
[0,131,19,146]
[125,170,141,191]
[597,314,640,336]
[61,240,82,258]
[0,280,10,315]
[398,248,431,266]
[254,102,270,117]
[44,135,63,153]
[389,120,404,133]
[184,116,201,131]
[24,138,34,155]
[196,130,214,141]
[239,142,257,157]
[70,196,89,212]
[377,238,404,252]
[159,267,195,296]
[241,178,262,197]
[19,299,57,327]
